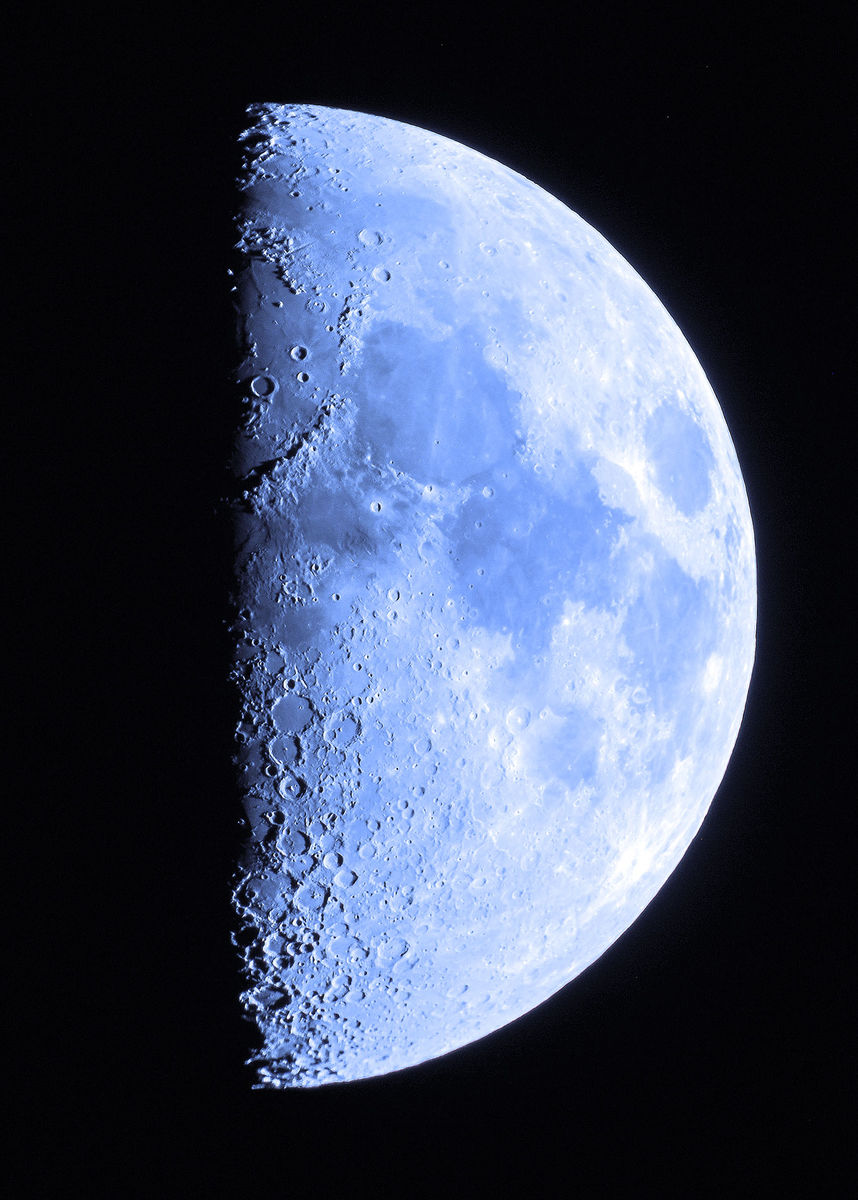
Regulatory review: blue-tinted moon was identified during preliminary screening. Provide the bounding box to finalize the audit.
[230,102,756,1087]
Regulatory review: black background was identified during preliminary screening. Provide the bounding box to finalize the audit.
[25,3,851,1193]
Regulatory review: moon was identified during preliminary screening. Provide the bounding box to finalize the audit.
[229,102,756,1088]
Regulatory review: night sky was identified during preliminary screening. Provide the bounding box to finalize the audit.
[26,5,851,1193]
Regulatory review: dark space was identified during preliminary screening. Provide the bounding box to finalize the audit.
[23,5,851,1193]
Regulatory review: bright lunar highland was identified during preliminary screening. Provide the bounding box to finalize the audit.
[230,102,756,1088]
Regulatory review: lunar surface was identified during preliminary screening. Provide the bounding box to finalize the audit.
[229,102,756,1088]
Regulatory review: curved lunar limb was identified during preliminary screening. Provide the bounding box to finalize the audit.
[229,102,756,1088]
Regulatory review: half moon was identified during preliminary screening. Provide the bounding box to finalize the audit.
[229,102,756,1088]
